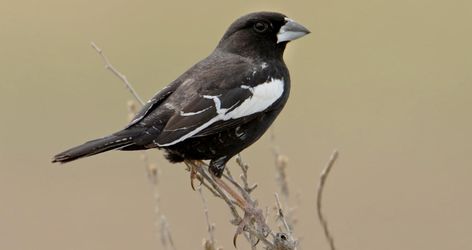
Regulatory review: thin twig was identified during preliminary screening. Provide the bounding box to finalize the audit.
[222,173,252,203]
[235,154,251,192]
[274,193,294,242]
[270,127,288,200]
[274,154,290,200]
[198,186,216,245]
[90,42,145,105]
[271,135,298,247]
[94,44,175,249]
[316,150,339,250]
[160,216,177,250]
[229,156,256,203]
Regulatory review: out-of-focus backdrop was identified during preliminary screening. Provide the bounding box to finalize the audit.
[1,0,471,249]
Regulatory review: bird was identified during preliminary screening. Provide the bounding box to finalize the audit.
[52,11,310,178]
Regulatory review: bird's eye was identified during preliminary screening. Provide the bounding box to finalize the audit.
[253,22,269,33]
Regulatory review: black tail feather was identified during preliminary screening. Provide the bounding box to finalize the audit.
[52,133,135,163]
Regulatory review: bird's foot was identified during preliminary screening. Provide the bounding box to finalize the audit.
[232,200,270,248]
[184,160,205,190]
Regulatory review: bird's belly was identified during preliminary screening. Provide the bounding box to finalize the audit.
[163,112,278,162]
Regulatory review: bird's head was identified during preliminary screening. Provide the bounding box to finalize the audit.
[217,12,310,60]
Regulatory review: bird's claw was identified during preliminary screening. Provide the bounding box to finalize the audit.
[186,160,204,191]
[232,205,270,248]
[190,167,203,191]
[232,226,242,248]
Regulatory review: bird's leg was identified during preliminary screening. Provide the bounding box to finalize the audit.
[209,157,247,209]
[211,175,247,209]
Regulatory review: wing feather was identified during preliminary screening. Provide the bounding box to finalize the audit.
[122,51,283,148]
[125,80,181,129]
[155,87,252,146]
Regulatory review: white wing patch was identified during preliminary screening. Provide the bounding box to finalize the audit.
[156,78,285,147]
[231,79,284,119]
[180,107,211,116]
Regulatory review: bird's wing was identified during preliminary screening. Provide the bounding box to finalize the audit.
[125,80,181,129]
[154,86,255,147]
[153,59,286,147]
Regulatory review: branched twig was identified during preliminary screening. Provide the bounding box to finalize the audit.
[316,150,339,250]
[271,131,287,198]
[235,154,250,192]
[91,42,145,105]
[192,145,298,250]
[190,160,277,249]
[92,42,175,249]
[272,132,298,249]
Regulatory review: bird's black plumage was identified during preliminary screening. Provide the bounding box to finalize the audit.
[53,11,310,177]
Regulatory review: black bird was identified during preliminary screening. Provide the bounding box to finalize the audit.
[53,12,310,177]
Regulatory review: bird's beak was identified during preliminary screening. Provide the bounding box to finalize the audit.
[277,17,311,43]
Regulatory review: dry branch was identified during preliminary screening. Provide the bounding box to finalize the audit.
[198,186,217,248]
[316,150,339,250]
[91,42,176,249]
[91,42,145,105]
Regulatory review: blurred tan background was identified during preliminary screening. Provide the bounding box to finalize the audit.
[1,0,471,249]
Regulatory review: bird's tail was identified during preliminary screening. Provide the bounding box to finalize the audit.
[52,132,136,163]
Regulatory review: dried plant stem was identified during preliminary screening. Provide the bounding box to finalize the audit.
[190,160,277,249]
[198,186,217,248]
[275,193,294,243]
[160,216,176,250]
[91,42,175,249]
[194,164,241,221]
[143,153,176,250]
[316,150,339,250]
[90,42,145,105]
[235,154,251,192]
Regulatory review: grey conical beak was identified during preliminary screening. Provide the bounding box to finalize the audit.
[277,17,311,43]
